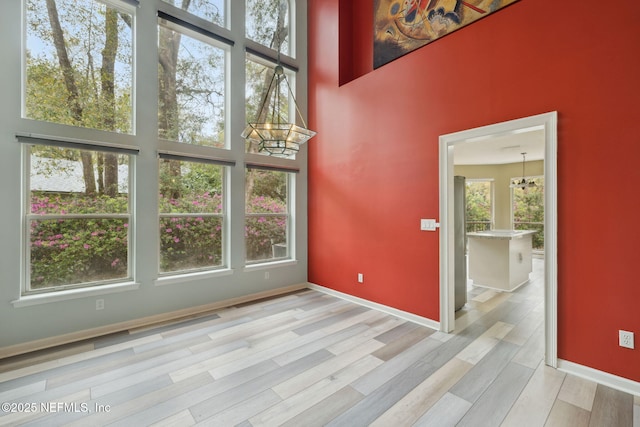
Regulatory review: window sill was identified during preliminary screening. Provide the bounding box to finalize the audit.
[154,268,234,287]
[12,281,140,308]
[243,259,298,272]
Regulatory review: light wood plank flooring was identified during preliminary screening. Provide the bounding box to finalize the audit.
[1,260,638,426]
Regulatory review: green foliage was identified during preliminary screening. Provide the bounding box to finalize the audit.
[251,171,287,203]
[513,179,544,223]
[245,169,287,261]
[25,0,133,133]
[160,216,223,272]
[26,0,291,286]
[29,195,129,289]
[246,0,289,50]
[466,181,492,232]
[161,0,224,26]
[31,193,129,215]
[513,178,545,249]
[158,160,225,272]
[158,25,226,147]
[246,197,287,261]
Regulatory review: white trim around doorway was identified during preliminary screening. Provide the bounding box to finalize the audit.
[438,111,558,368]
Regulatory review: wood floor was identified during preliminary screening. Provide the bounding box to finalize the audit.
[1,260,638,426]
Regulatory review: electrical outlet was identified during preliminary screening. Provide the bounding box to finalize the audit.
[357,273,364,283]
[264,271,270,280]
[619,330,634,349]
[96,299,105,311]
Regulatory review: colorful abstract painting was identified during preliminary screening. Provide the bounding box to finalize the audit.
[374,0,520,68]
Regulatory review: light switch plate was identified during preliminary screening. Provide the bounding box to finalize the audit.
[420,219,438,231]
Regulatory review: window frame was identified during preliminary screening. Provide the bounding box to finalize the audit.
[22,0,137,134]
[21,136,138,295]
[465,178,495,232]
[157,16,231,149]
[244,164,296,265]
[14,0,307,300]
[245,0,295,58]
[159,0,229,29]
[157,152,233,276]
[510,175,545,252]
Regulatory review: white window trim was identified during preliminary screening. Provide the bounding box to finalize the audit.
[244,168,294,266]
[243,259,297,272]
[154,267,234,287]
[22,142,136,296]
[157,155,230,276]
[12,281,140,308]
[15,0,307,303]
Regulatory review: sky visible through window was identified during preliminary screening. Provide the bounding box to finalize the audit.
[162,0,225,27]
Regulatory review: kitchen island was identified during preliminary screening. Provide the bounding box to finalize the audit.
[467,229,537,292]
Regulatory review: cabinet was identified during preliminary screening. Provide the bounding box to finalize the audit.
[467,230,536,292]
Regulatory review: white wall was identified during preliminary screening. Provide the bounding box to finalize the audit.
[0,0,309,353]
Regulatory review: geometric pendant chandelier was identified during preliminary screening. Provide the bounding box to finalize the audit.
[242,0,315,158]
[241,64,316,158]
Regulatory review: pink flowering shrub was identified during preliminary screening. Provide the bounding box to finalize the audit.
[30,194,129,288]
[159,216,223,272]
[30,186,287,285]
[159,191,224,272]
[245,196,287,261]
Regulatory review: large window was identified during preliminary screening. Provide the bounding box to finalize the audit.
[159,157,226,274]
[158,21,228,148]
[17,0,305,296]
[26,143,133,293]
[246,0,292,55]
[161,0,226,27]
[25,0,134,133]
[512,177,545,251]
[245,167,292,263]
[466,179,493,232]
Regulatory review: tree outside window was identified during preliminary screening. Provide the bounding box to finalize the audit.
[512,177,544,250]
[159,158,225,274]
[22,0,301,290]
[161,0,225,27]
[158,22,227,147]
[28,145,132,291]
[465,180,493,232]
[245,168,290,262]
[25,0,133,134]
[246,0,291,55]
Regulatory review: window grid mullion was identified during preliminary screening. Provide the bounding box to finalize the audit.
[159,213,223,218]
[27,214,131,221]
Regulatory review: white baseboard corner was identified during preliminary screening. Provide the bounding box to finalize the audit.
[557,359,640,397]
[0,283,307,360]
[307,282,440,331]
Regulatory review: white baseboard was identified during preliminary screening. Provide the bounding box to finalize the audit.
[0,283,307,359]
[557,359,640,397]
[307,282,440,331]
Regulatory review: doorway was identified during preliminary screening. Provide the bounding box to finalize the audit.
[438,112,558,367]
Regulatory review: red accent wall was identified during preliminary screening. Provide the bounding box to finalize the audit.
[308,0,640,382]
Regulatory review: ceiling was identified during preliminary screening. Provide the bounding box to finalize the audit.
[453,127,545,165]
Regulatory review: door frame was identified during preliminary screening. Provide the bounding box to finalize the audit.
[438,111,558,367]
